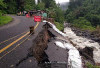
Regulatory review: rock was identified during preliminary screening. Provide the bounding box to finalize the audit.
[69,25,100,44]
[78,47,95,65]
[89,40,95,43]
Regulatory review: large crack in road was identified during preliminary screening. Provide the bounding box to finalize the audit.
[16,22,68,68]
[15,23,52,68]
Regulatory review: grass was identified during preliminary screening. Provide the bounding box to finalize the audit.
[86,62,100,68]
[54,22,64,31]
[0,16,13,26]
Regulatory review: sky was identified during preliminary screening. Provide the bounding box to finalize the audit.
[55,0,70,3]
[35,0,70,4]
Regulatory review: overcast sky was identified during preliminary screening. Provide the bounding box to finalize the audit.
[55,0,70,3]
[35,0,70,4]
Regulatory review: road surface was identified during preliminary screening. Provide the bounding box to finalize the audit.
[0,15,68,68]
[0,15,44,68]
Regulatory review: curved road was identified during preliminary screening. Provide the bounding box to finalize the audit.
[0,15,44,68]
[0,15,68,68]
[0,15,34,42]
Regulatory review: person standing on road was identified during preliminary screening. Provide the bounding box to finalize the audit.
[42,11,47,20]
[23,11,27,15]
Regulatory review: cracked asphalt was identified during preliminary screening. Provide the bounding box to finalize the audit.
[0,15,44,68]
[0,15,68,68]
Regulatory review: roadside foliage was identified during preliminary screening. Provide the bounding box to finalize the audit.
[66,0,100,31]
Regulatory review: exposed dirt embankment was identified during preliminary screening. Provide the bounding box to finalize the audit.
[29,23,57,67]
[16,22,82,68]
[29,22,69,68]
[31,23,51,64]
[15,23,54,67]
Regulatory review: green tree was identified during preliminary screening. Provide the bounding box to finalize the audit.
[0,0,6,15]
[42,0,56,8]
[55,7,64,23]
[16,0,25,12]
[24,0,35,11]
[36,2,45,10]
[0,0,6,10]
[66,0,100,29]
[5,0,17,14]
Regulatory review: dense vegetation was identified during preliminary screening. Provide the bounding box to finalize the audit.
[65,0,100,30]
[66,1,100,67]
[0,0,64,28]
[54,22,64,31]
[0,0,12,25]
[86,62,100,68]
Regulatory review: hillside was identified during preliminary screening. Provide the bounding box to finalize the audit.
[65,0,100,30]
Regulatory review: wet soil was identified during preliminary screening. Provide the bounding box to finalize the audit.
[78,47,95,67]
[30,23,68,68]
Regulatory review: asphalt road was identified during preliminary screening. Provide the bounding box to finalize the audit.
[0,15,44,68]
[0,15,34,42]
[0,15,68,68]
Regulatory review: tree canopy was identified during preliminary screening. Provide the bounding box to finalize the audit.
[66,0,100,30]
[0,0,58,13]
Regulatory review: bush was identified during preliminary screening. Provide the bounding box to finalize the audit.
[54,22,64,31]
[85,14,100,26]
[72,17,95,30]
[47,7,65,23]
[86,62,100,68]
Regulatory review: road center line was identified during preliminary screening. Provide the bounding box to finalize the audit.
[0,31,28,45]
[0,22,40,54]
[0,32,30,53]
[34,22,39,29]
